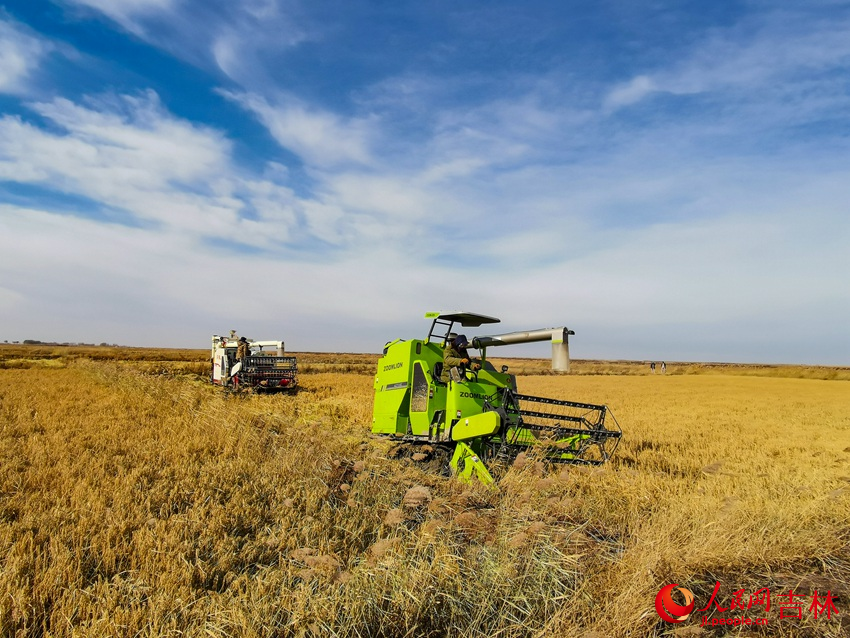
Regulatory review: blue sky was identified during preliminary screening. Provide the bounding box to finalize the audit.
[1,0,848,364]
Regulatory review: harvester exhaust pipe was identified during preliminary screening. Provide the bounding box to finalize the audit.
[472,327,575,372]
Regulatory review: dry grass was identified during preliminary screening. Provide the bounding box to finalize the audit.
[0,346,848,637]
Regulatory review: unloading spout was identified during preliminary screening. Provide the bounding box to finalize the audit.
[472,327,575,372]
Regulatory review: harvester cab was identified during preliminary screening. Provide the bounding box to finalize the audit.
[372,312,621,484]
[211,333,298,393]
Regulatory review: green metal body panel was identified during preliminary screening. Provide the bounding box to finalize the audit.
[451,411,501,441]
[446,379,497,424]
[372,340,415,434]
[373,340,444,435]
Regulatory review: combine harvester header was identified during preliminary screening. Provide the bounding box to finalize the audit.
[372,312,621,484]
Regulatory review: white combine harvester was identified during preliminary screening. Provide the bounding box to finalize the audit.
[211,332,298,393]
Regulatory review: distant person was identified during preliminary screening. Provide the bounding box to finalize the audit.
[661,361,667,374]
[650,361,656,374]
[442,334,481,382]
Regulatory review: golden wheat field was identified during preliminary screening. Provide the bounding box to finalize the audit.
[1,345,848,637]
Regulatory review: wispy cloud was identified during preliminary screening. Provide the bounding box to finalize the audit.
[604,8,850,112]
[60,0,177,36]
[604,75,656,111]
[0,18,52,95]
[0,91,313,246]
[221,90,374,168]
[60,0,311,86]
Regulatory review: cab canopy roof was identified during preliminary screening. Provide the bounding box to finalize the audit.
[425,311,500,327]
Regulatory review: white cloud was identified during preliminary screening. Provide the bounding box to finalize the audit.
[61,0,310,87]
[0,90,432,257]
[0,91,315,247]
[604,75,656,111]
[62,0,176,35]
[322,173,429,220]
[603,10,850,111]
[0,93,232,227]
[0,19,51,95]
[29,92,231,184]
[222,91,374,168]
[207,5,309,83]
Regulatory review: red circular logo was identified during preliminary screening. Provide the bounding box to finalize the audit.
[655,584,695,623]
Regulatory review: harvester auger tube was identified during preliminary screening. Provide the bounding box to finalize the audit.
[371,312,623,484]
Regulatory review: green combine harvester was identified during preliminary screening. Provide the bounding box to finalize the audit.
[372,312,622,484]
